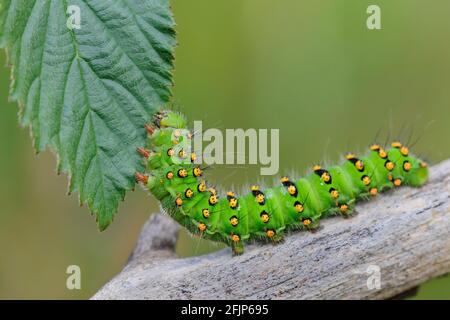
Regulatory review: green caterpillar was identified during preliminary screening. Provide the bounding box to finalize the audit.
[135,110,429,255]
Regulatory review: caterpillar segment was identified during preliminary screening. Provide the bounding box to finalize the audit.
[136,110,429,256]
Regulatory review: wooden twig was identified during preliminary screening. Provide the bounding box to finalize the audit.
[92,160,450,300]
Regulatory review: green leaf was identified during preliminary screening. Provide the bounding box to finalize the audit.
[0,0,176,230]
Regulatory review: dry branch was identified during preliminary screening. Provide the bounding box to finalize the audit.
[92,160,450,300]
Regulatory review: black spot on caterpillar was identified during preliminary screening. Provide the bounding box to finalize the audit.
[136,110,429,256]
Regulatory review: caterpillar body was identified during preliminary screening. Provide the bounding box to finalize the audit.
[136,110,429,255]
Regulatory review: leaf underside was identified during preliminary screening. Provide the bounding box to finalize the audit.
[0,0,176,230]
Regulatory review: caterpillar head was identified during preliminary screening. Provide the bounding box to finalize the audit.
[153,110,187,129]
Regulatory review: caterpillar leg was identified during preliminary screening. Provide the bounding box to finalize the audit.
[231,240,244,256]
[270,235,285,245]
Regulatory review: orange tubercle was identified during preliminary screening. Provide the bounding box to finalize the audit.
[340,204,349,214]
[231,234,240,242]
[266,230,275,238]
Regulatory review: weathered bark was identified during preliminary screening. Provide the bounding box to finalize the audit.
[92,160,450,300]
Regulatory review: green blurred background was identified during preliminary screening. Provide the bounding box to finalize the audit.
[1,0,449,299]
